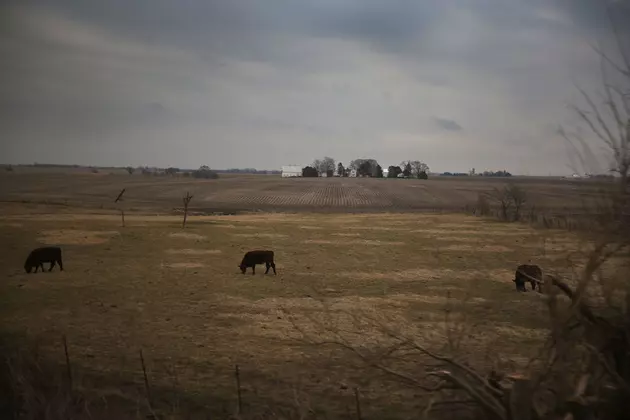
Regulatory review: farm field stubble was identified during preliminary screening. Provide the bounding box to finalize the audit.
[0,200,609,419]
[0,170,606,214]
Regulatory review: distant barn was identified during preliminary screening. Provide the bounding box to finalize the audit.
[281,165,302,178]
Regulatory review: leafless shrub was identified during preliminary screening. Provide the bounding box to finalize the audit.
[506,184,527,221]
[476,193,492,216]
[489,186,512,221]
[488,183,528,222]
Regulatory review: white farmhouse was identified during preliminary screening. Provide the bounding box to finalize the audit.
[281,165,302,177]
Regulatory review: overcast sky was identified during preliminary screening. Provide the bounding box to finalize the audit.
[1,0,628,174]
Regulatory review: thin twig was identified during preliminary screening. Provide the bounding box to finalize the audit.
[62,334,72,392]
[354,387,362,420]
[235,364,243,415]
[139,349,153,412]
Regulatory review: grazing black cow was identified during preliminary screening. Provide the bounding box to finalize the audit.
[24,246,64,273]
[238,250,276,275]
[514,264,542,292]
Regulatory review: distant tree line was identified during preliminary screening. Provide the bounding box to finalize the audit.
[220,168,281,175]
[304,157,430,179]
[441,170,512,177]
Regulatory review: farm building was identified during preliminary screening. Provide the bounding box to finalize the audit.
[281,165,302,177]
[349,169,357,177]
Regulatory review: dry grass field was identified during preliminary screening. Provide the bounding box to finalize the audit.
[0,168,605,215]
[0,171,617,418]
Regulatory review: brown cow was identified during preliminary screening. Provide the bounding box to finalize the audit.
[238,250,276,275]
[24,246,64,273]
[514,264,542,292]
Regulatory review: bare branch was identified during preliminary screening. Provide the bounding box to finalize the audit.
[590,42,630,78]
[574,84,619,152]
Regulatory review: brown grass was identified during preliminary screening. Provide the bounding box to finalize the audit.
[37,229,120,245]
[165,249,222,255]
[439,244,513,252]
[162,262,205,268]
[169,232,206,240]
[232,233,289,238]
[302,239,405,246]
[0,200,596,419]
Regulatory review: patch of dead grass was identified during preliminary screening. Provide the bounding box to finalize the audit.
[439,244,513,252]
[345,226,408,231]
[299,225,323,230]
[413,229,535,236]
[331,233,361,237]
[232,233,289,238]
[0,222,23,228]
[337,267,517,285]
[165,249,222,255]
[163,262,204,269]
[169,232,207,240]
[302,239,404,246]
[38,230,120,245]
[493,325,547,340]
[216,294,475,344]
[212,224,256,229]
[338,268,468,282]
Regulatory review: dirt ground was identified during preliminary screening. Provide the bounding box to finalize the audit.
[0,199,604,418]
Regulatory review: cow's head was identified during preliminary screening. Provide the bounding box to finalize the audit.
[24,263,33,273]
[238,264,246,274]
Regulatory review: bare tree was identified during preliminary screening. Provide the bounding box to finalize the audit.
[506,183,527,221]
[409,161,430,178]
[490,186,512,221]
[125,166,135,175]
[114,188,126,227]
[182,192,193,228]
[400,161,412,178]
[313,156,336,176]
[337,162,345,177]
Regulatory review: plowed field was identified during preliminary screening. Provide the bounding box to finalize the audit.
[0,171,603,214]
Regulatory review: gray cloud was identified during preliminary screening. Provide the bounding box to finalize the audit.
[1,0,628,174]
[433,118,463,131]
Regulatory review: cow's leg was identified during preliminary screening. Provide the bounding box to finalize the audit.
[265,262,270,274]
[271,262,276,275]
[58,257,64,271]
[34,264,39,273]
[252,265,256,275]
[49,261,56,271]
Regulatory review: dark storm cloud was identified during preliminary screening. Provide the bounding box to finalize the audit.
[433,118,462,131]
[0,0,628,174]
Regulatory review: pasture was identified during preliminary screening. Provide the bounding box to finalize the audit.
[0,172,612,418]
